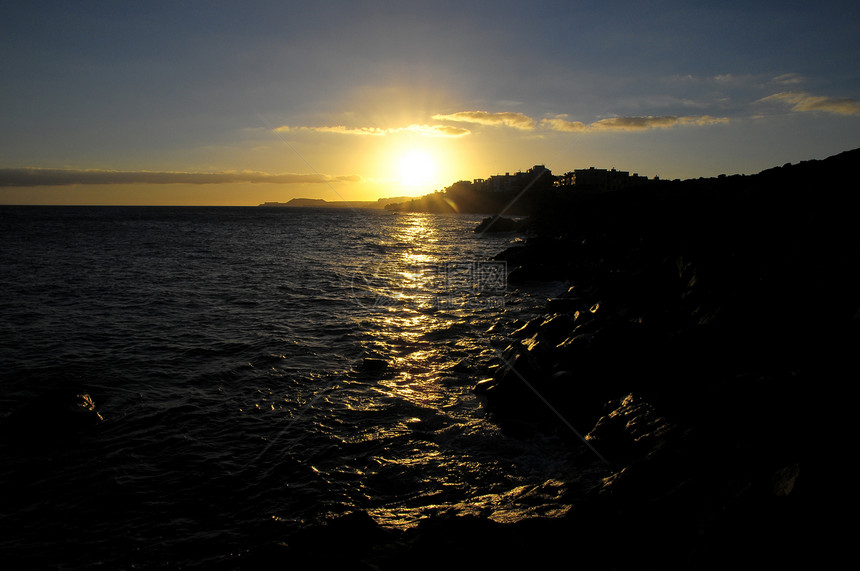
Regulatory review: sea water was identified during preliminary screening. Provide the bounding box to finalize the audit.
[0,205,600,568]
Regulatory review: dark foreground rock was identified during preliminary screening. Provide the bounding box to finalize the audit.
[472,148,858,567]
[473,214,527,233]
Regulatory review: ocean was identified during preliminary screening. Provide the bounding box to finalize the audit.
[0,206,602,568]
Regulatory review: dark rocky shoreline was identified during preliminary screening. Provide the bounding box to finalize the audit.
[236,150,858,569]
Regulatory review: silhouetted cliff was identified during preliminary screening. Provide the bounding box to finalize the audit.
[475,147,859,567]
[386,166,557,215]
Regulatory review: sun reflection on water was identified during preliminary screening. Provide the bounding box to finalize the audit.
[359,214,468,406]
[339,213,580,531]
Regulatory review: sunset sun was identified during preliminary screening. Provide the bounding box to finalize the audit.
[397,150,437,189]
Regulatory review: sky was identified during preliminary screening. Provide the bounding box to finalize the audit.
[1,0,859,205]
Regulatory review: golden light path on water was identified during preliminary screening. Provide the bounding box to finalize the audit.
[374,214,449,407]
[236,211,597,531]
[339,213,591,528]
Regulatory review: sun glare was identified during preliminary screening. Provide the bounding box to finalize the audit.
[398,150,437,189]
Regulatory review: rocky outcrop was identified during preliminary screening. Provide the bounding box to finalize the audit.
[473,215,527,233]
[470,148,860,567]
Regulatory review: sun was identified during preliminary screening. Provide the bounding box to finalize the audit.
[397,150,437,189]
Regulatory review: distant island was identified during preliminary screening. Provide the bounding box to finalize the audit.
[259,196,413,209]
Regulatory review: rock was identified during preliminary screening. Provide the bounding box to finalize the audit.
[484,321,504,334]
[492,245,529,264]
[360,357,389,371]
[545,296,582,313]
[468,151,860,568]
[506,263,565,283]
[451,359,471,373]
[475,215,519,233]
[0,388,104,447]
[536,313,574,345]
[770,463,800,496]
[473,378,496,393]
[547,369,574,384]
[585,394,675,464]
[511,318,541,338]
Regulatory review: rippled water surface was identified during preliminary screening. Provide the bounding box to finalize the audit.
[0,206,599,568]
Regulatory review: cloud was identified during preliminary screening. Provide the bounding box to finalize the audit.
[278,109,728,141]
[771,73,805,85]
[591,116,681,130]
[542,114,729,133]
[539,117,588,132]
[278,125,388,136]
[758,91,860,116]
[676,116,730,126]
[713,73,738,83]
[276,124,470,137]
[431,110,536,130]
[703,73,756,86]
[397,124,471,137]
[0,168,362,187]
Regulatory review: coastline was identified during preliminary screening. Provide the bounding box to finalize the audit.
[237,149,858,569]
